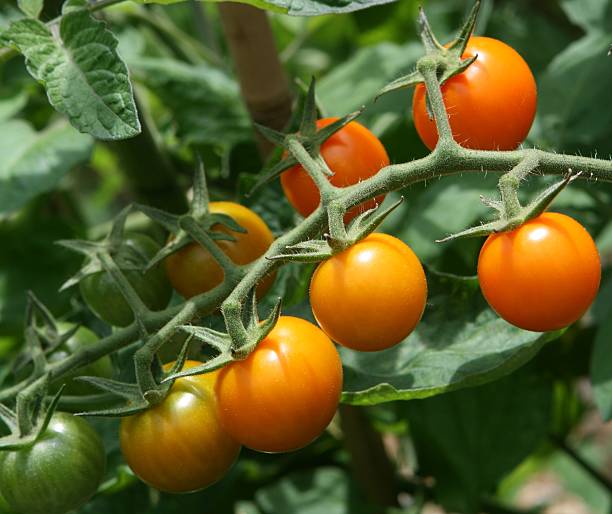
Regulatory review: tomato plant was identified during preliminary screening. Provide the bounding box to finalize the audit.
[47,323,113,396]
[165,202,275,299]
[120,360,240,493]
[412,36,537,151]
[310,233,427,351]
[216,316,343,453]
[0,412,106,514]
[478,212,601,332]
[280,118,389,221]
[80,233,172,327]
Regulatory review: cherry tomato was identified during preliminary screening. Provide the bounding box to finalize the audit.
[216,316,343,453]
[80,233,172,327]
[48,322,113,396]
[165,202,275,299]
[478,212,600,332]
[120,360,240,493]
[0,412,106,514]
[310,233,427,351]
[412,37,537,151]
[280,118,389,222]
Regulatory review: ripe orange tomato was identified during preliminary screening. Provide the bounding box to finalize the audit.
[412,37,537,151]
[165,202,275,298]
[216,316,343,453]
[310,233,427,351]
[478,212,600,332]
[280,118,389,222]
[120,361,240,493]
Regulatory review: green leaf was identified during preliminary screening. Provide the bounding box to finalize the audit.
[132,0,397,16]
[0,90,27,122]
[0,120,92,215]
[3,13,140,140]
[341,271,558,405]
[128,57,250,146]
[17,0,43,18]
[405,367,553,514]
[256,467,375,514]
[536,31,612,153]
[560,0,612,32]
[591,315,612,421]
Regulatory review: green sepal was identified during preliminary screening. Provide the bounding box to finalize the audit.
[437,173,579,243]
[376,1,480,100]
[0,385,64,451]
[72,377,155,417]
[267,239,332,263]
[345,196,404,242]
[249,78,364,194]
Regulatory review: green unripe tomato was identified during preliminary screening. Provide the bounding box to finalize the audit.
[48,323,113,396]
[0,413,106,514]
[79,233,172,327]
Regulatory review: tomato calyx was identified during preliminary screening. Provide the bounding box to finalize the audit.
[268,197,404,263]
[376,1,480,101]
[250,79,363,195]
[438,166,582,243]
[162,294,282,385]
[136,162,247,280]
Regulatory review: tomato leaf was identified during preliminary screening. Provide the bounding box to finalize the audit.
[340,271,559,405]
[255,467,376,514]
[0,120,92,216]
[405,366,553,514]
[131,0,396,16]
[17,0,43,19]
[3,12,140,140]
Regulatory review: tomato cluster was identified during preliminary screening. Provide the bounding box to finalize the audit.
[1,33,601,512]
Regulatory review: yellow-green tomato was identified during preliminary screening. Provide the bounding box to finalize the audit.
[119,360,240,493]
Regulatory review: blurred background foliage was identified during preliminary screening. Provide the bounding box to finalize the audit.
[1,0,611,512]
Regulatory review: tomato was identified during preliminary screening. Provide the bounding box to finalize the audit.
[310,233,427,351]
[0,412,106,514]
[216,316,343,453]
[120,360,240,493]
[280,118,389,222]
[80,233,172,327]
[165,202,275,299]
[48,323,113,396]
[478,212,601,332]
[412,37,537,151]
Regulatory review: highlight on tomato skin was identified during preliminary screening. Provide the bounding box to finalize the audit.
[477,212,601,332]
[310,233,428,352]
[412,36,537,151]
[215,316,343,454]
[280,117,390,222]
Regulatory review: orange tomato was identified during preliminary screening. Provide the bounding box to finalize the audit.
[412,37,537,151]
[120,361,240,493]
[280,118,389,222]
[165,202,275,298]
[310,233,427,351]
[215,316,343,453]
[478,212,600,332]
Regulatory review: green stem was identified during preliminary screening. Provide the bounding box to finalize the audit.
[551,434,612,492]
[417,57,458,149]
[498,155,539,219]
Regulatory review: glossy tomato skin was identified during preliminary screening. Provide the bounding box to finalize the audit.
[280,118,389,222]
[48,323,113,396]
[412,37,537,151]
[310,233,427,351]
[120,360,240,493]
[165,202,275,299]
[0,412,106,514]
[80,233,172,327]
[478,212,601,332]
[216,316,343,453]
